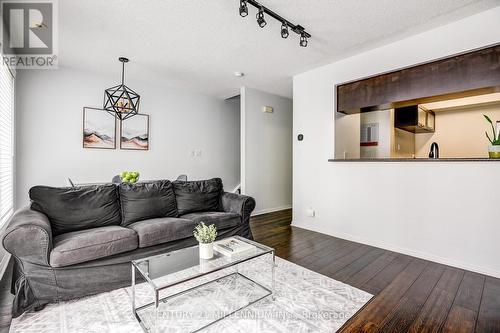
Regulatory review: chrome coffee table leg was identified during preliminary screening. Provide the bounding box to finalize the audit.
[132,265,136,314]
[154,291,159,333]
[271,250,276,301]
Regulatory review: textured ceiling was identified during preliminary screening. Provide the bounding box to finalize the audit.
[58,0,500,98]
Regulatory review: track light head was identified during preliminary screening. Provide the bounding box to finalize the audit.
[256,6,266,28]
[239,0,248,17]
[300,33,308,47]
[281,22,289,38]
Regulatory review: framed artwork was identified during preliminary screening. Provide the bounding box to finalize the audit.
[120,114,149,150]
[83,107,116,149]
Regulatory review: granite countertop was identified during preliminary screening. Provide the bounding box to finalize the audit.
[328,158,500,162]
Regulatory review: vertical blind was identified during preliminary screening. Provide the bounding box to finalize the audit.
[0,61,14,227]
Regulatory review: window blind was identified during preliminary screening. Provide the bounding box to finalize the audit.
[0,61,14,227]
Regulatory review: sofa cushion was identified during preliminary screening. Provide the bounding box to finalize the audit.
[50,226,138,267]
[30,184,121,236]
[180,212,240,230]
[173,178,223,215]
[119,180,178,226]
[127,217,196,248]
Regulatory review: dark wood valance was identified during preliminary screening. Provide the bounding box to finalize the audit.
[336,44,500,114]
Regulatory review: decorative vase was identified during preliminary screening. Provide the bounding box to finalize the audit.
[199,242,214,259]
[488,145,500,158]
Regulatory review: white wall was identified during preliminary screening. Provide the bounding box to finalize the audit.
[293,7,500,278]
[334,113,360,159]
[241,87,292,215]
[15,67,240,208]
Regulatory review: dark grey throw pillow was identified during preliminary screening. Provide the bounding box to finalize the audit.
[173,178,223,215]
[119,180,178,226]
[30,184,121,236]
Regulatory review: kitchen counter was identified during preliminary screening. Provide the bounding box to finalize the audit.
[328,158,500,162]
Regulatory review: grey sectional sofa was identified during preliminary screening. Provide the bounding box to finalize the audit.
[1,178,255,317]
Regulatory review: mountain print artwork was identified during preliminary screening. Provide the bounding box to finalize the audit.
[83,107,116,149]
[120,114,149,150]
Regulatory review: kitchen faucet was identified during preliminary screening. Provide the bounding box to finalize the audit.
[429,142,439,159]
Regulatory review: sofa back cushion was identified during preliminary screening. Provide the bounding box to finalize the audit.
[119,180,178,226]
[30,184,121,236]
[173,178,223,215]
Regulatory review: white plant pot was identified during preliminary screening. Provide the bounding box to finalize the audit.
[199,242,214,259]
[488,145,500,158]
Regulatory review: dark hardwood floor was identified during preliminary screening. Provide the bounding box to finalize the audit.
[250,209,500,333]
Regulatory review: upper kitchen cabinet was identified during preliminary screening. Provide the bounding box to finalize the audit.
[394,106,435,133]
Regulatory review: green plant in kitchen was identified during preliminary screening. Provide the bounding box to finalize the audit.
[120,171,140,183]
[484,115,500,158]
[193,222,217,244]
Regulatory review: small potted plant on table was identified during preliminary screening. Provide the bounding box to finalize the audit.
[484,115,500,158]
[193,222,217,259]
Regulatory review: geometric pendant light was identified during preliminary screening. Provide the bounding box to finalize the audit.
[103,57,141,120]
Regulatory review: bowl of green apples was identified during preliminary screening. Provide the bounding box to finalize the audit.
[120,171,140,183]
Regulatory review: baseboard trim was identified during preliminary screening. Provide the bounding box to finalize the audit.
[291,221,500,279]
[252,205,292,216]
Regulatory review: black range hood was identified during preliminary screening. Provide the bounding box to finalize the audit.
[394,105,435,133]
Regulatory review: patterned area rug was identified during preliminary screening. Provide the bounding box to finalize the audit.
[10,256,372,333]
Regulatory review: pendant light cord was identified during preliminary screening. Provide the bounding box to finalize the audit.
[121,61,125,85]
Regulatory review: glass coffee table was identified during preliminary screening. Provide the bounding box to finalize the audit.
[131,236,275,332]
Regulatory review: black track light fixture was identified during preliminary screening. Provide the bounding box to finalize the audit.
[281,22,289,38]
[300,33,308,47]
[239,0,248,17]
[237,0,311,47]
[256,6,266,28]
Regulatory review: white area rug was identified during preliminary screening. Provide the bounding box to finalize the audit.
[10,256,372,333]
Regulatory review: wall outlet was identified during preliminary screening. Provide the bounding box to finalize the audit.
[306,207,315,217]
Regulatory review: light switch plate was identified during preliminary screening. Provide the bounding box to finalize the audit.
[306,208,315,217]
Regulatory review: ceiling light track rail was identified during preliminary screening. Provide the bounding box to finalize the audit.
[239,0,311,46]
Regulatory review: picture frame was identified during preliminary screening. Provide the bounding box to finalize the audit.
[82,107,116,149]
[120,114,150,150]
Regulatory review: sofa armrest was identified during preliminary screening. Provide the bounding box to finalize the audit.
[221,192,256,223]
[2,208,52,266]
